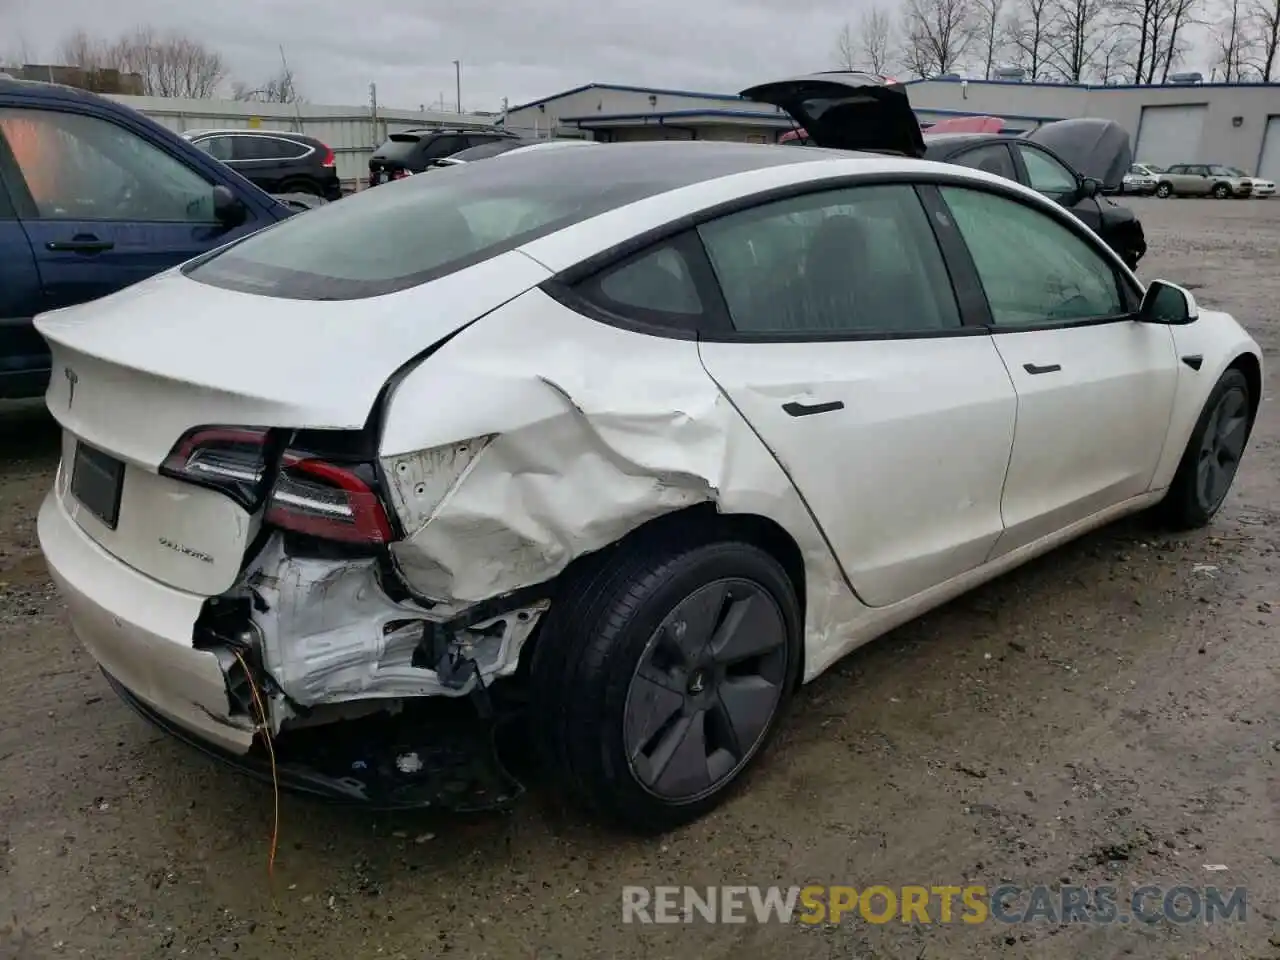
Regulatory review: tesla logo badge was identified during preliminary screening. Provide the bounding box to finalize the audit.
[64,367,79,408]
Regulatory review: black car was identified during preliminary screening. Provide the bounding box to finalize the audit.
[745,73,1147,270]
[367,127,517,186]
[184,129,342,200]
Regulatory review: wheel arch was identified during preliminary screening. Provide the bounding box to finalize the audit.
[515,503,810,688]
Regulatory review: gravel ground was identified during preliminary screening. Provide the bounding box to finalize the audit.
[2,197,1278,960]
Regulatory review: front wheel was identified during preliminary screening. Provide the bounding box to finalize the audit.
[1157,369,1252,530]
[530,536,801,832]
[1156,182,1173,198]
[1212,183,1231,199]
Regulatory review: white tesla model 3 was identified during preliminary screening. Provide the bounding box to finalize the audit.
[36,86,1262,831]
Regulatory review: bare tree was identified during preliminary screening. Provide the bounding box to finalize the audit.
[59,26,226,97]
[232,66,303,104]
[1046,0,1112,79]
[1111,0,1198,81]
[1154,0,1200,80]
[1006,0,1059,77]
[1248,0,1280,77]
[1211,0,1255,78]
[1096,25,1136,80]
[833,22,858,69]
[860,5,897,72]
[972,0,1008,76]
[901,0,977,75]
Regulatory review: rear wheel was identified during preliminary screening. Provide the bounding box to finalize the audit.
[1157,369,1252,529]
[1156,182,1173,198]
[530,536,801,832]
[1212,183,1231,199]
[281,178,323,197]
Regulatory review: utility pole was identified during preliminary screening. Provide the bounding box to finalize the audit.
[452,59,461,113]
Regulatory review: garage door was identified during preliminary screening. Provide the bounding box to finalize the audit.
[1134,104,1208,168]
[1258,115,1280,181]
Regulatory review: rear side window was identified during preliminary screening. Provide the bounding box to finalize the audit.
[588,244,701,316]
[952,144,1016,181]
[421,135,467,160]
[235,136,308,161]
[185,148,725,300]
[195,136,235,162]
[697,184,961,336]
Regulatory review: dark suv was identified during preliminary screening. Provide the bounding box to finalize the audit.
[184,129,342,200]
[0,80,291,399]
[368,127,516,186]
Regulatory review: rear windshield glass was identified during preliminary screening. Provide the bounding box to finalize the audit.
[373,134,423,161]
[184,143,814,300]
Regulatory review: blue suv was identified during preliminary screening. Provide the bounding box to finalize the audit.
[0,79,293,399]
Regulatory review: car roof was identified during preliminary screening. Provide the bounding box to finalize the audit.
[185,128,315,141]
[0,77,115,106]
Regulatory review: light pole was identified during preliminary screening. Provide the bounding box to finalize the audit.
[452,59,461,113]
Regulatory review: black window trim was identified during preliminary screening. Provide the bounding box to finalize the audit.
[930,182,1140,333]
[545,168,1143,344]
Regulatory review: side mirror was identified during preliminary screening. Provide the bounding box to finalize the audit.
[1079,177,1101,199]
[1138,280,1198,325]
[212,185,248,228]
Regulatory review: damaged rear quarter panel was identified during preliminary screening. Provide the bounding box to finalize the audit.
[377,286,868,681]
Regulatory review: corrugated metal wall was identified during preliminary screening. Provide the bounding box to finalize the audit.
[106,95,503,188]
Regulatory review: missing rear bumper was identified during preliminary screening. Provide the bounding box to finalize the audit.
[104,667,524,811]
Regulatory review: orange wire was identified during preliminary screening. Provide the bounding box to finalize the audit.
[233,648,280,885]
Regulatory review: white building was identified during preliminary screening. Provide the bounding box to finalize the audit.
[502,77,1280,179]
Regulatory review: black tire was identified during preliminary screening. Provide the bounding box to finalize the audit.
[1157,368,1252,530]
[530,535,802,832]
[1212,183,1231,199]
[281,178,323,197]
[1156,182,1173,198]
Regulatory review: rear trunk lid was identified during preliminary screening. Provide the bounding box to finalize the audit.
[740,72,925,158]
[37,251,550,595]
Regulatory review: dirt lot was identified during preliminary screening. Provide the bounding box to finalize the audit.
[2,197,1279,960]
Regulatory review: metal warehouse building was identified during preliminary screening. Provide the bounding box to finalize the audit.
[502,78,1280,180]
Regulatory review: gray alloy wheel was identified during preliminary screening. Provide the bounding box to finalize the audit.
[623,578,788,803]
[1195,383,1250,514]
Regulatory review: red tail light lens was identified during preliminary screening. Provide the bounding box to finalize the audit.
[320,144,336,167]
[266,454,394,545]
[160,426,270,509]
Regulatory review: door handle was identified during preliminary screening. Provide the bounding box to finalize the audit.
[1023,362,1061,375]
[47,237,114,253]
[782,400,845,417]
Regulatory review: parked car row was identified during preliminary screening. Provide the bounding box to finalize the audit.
[1121,162,1274,199]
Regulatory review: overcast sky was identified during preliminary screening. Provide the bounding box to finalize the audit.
[3,0,868,111]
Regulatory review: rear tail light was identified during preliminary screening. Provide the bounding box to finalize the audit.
[161,426,270,509]
[393,169,412,179]
[320,144,336,168]
[265,453,394,545]
[162,425,396,546]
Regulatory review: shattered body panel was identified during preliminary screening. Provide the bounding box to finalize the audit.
[377,285,867,681]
